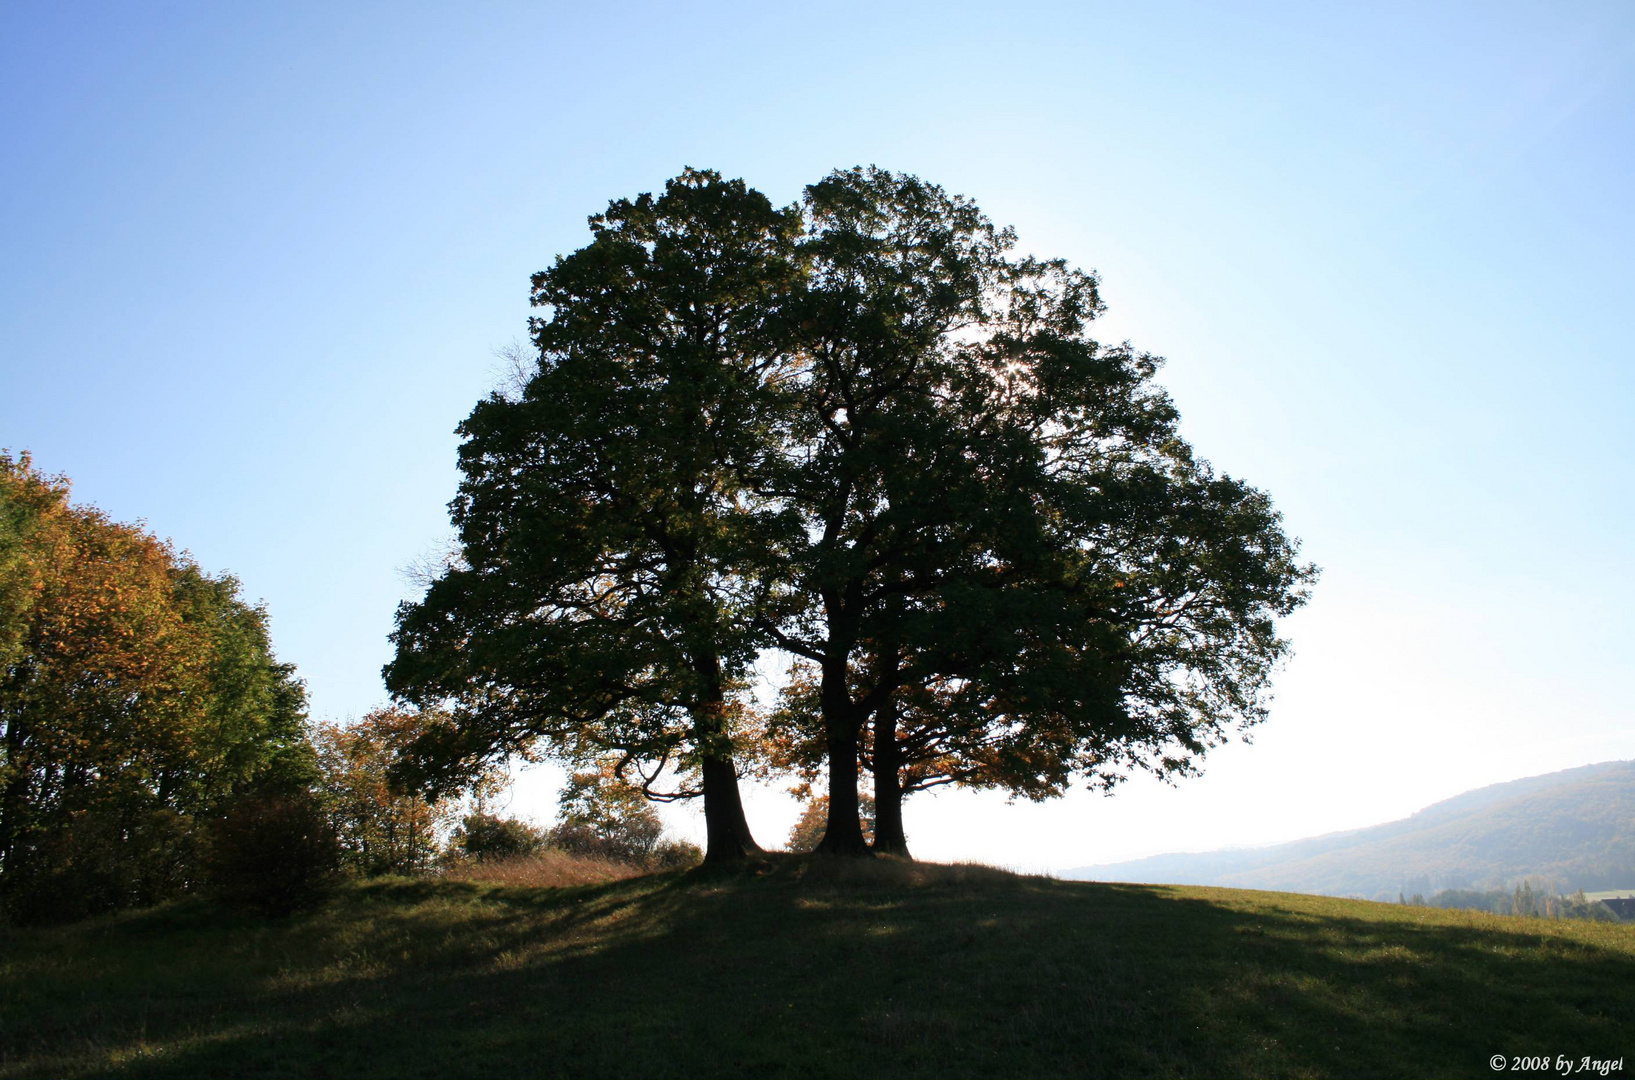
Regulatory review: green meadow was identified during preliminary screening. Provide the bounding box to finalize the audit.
[3,858,1630,1079]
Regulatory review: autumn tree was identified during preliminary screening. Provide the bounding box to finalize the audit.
[314,706,481,876]
[385,170,802,862]
[786,793,875,853]
[0,451,311,920]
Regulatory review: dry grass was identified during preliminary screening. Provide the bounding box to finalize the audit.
[437,848,644,888]
[769,851,1049,891]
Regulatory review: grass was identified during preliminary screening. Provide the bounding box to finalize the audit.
[2,855,1632,1078]
[437,849,649,889]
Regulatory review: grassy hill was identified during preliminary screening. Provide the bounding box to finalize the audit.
[3,857,1633,1079]
[1066,760,1635,899]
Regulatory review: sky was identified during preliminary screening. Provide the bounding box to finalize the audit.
[3,0,1632,872]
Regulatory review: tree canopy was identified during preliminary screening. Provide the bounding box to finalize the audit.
[388,167,1315,862]
[385,169,803,861]
[0,451,312,919]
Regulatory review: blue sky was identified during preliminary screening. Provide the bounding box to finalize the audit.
[4,0,1632,868]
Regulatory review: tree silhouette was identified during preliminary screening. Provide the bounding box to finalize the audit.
[385,170,802,862]
[388,167,1314,863]
[765,168,1315,855]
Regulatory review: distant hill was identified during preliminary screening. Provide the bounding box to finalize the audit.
[1064,760,1635,900]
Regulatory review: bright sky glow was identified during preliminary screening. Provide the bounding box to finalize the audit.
[4,1,1632,871]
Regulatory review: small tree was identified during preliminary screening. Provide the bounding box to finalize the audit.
[548,769,666,863]
[314,707,462,876]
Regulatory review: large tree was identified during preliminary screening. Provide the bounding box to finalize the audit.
[757,167,1035,854]
[764,168,1315,856]
[387,167,1314,865]
[385,170,802,862]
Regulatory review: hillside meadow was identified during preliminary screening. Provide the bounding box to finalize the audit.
[2,857,1631,1079]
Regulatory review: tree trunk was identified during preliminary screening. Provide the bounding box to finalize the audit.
[0,713,31,874]
[870,698,910,858]
[816,729,872,855]
[813,630,871,856]
[691,659,762,864]
[699,752,761,863]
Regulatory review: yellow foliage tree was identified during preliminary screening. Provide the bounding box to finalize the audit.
[0,452,310,920]
[313,706,493,875]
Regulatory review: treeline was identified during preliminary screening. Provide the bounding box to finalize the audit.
[1398,880,1624,923]
[0,454,691,924]
[0,452,311,921]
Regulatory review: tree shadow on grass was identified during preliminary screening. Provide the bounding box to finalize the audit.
[9,866,1633,1079]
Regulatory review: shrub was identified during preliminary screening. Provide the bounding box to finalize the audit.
[453,812,543,861]
[648,838,704,871]
[209,787,340,916]
[1,804,204,925]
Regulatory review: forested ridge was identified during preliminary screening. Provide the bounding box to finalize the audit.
[1067,760,1635,900]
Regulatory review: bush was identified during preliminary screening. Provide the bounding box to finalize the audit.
[1,805,204,925]
[549,771,670,863]
[546,822,636,862]
[209,787,340,916]
[453,812,543,861]
[648,838,704,871]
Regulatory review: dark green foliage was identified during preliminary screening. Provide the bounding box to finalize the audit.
[386,168,1313,861]
[765,168,1314,853]
[454,812,543,861]
[386,169,802,862]
[1,805,204,926]
[208,785,340,917]
[4,867,1633,1078]
[165,566,317,808]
